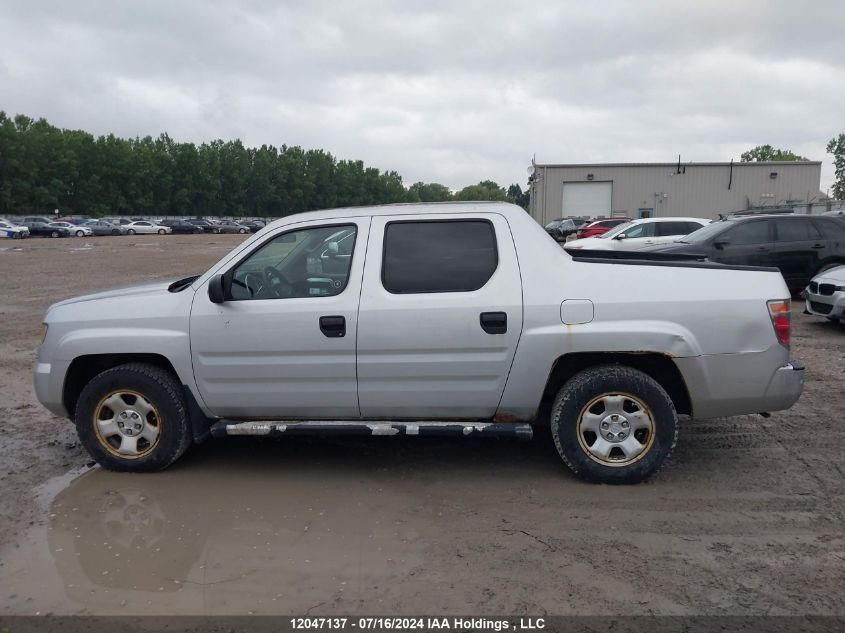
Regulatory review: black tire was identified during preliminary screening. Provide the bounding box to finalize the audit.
[127,229,136,235]
[239,228,247,234]
[550,365,677,484]
[50,230,60,238]
[12,232,20,239]
[158,229,166,235]
[213,228,220,234]
[76,230,84,237]
[75,363,192,472]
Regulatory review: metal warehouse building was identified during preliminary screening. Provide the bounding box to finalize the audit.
[528,161,822,225]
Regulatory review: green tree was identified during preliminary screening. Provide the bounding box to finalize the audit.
[740,144,808,162]
[507,183,529,209]
[827,134,845,200]
[408,181,452,202]
[454,180,509,202]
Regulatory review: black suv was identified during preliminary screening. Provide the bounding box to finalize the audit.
[647,214,845,292]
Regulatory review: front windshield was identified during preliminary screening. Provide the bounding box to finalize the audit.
[680,220,730,243]
[599,221,635,239]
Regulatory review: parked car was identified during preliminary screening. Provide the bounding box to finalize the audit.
[83,220,127,236]
[160,219,203,234]
[187,219,221,233]
[239,220,267,233]
[34,202,804,484]
[544,218,579,242]
[646,214,845,292]
[218,220,251,234]
[48,221,92,237]
[804,265,845,323]
[27,222,70,238]
[0,219,30,239]
[576,217,632,239]
[125,221,172,235]
[103,217,132,226]
[23,216,58,235]
[565,217,710,251]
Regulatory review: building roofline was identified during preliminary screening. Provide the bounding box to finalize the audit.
[534,161,822,168]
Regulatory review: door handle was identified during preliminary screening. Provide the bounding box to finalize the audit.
[811,244,824,249]
[480,312,507,334]
[757,246,769,251]
[319,315,346,338]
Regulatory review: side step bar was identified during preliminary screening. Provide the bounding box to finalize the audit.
[210,420,533,440]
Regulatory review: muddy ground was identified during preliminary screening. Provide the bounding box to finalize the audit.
[0,234,844,616]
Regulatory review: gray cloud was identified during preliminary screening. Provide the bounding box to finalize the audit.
[1,0,843,192]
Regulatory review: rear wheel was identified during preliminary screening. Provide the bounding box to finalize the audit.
[550,365,677,484]
[12,232,20,239]
[127,229,136,235]
[76,230,84,237]
[50,230,60,238]
[158,228,166,235]
[239,228,247,233]
[75,363,192,472]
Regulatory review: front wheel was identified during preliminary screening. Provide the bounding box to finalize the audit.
[50,230,60,238]
[12,232,21,239]
[127,229,136,235]
[158,229,166,235]
[239,228,247,233]
[76,230,84,237]
[75,363,192,472]
[550,365,677,484]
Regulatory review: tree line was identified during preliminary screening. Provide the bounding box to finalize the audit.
[0,112,529,217]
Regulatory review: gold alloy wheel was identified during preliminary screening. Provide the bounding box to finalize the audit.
[93,390,161,459]
[576,392,656,467]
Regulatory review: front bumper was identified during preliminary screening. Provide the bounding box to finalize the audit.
[804,291,845,321]
[33,359,71,418]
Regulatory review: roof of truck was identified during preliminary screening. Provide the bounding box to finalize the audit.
[265,202,526,229]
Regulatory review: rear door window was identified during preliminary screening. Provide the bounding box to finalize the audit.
[774,218,820,242]
[657,221,699,236]
[382,220,497,294]
[724,220,771,245]
[811,218,845,239]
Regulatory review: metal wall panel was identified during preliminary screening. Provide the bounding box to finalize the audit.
[529,162,822,224]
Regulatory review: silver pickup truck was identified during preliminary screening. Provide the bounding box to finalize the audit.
[33,202,804,484]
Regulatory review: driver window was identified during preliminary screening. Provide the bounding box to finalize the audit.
[229,224,357,300]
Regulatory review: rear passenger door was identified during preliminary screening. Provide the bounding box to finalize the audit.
[654,221,704,246]
[770,218,824,289]
[356,213,524,419]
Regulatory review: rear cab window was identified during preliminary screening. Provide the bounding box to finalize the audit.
[382,220,498,293]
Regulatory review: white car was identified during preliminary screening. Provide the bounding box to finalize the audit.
[565,217,710,251]
[0,219,30,239]
[125,221,172,235]
[804,265,845,323]
[48,222,92,237]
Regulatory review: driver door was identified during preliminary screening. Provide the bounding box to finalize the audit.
[189,217,370,418]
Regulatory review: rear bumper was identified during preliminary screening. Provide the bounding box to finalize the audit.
[675,349,804,419]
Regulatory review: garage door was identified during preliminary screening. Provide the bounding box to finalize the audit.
[562,182,612,216]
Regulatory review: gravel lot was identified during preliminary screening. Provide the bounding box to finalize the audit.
[1,234,844,616]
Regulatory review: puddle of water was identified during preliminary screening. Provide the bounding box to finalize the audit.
[1,439,467,615]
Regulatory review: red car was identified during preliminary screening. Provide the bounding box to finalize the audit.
[575,217,632,239]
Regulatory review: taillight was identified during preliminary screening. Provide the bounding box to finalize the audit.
[767,300,791,347]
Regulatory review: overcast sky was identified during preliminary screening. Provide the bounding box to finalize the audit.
[1,0,843,192]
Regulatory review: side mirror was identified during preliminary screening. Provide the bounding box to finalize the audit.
[713,238,730,249]
[326,241,339,257]
[614,233,626,240]
[208,274,228,304]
